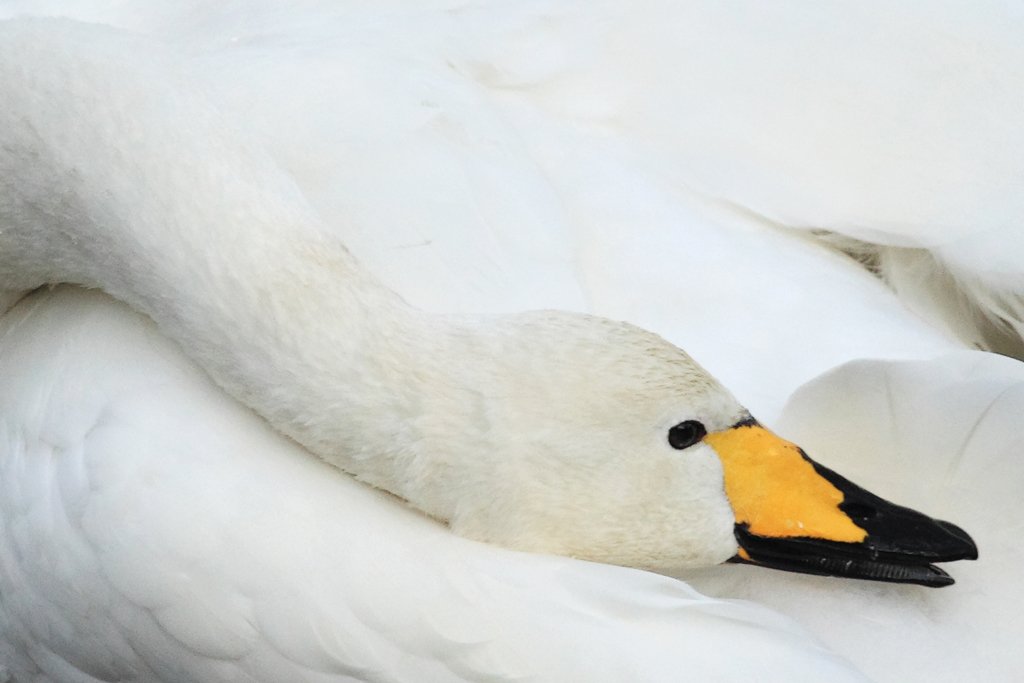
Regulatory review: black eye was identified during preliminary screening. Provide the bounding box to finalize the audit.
[667,420,707,450]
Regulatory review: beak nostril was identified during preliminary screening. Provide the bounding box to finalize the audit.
[842,502,878,521]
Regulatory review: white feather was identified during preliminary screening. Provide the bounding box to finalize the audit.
[0,2,1020,681]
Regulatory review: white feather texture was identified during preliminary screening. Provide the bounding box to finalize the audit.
[0,2,1021,681]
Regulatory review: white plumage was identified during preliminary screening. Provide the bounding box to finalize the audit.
[1,2,1021,681]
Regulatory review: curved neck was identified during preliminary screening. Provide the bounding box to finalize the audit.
[0,20,471,517]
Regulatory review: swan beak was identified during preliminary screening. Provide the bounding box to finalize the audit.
[704,419,978,587]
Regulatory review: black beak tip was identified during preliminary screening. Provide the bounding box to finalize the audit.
[935,519,978,561]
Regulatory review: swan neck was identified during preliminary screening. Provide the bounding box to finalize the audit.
[0,20,468,520]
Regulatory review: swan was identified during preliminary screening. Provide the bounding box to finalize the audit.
[0,17,973,577]
[0,6,1015,683]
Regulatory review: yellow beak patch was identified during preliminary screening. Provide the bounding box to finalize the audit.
[705,423,867,543]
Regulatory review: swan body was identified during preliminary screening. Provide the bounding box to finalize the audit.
[0,4,1017,681]
[441,0,1024,355]
[0,15,976,576]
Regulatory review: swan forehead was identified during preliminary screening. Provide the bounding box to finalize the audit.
[495,311,737,423]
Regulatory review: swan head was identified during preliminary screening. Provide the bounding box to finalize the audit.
[411,311,976,584]
[434,311,742,569]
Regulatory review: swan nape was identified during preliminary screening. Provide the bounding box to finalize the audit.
[709,420,978,586]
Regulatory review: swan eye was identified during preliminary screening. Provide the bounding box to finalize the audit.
[667,420,707,450]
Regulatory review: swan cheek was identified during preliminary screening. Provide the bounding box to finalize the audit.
[673,445,741,568]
